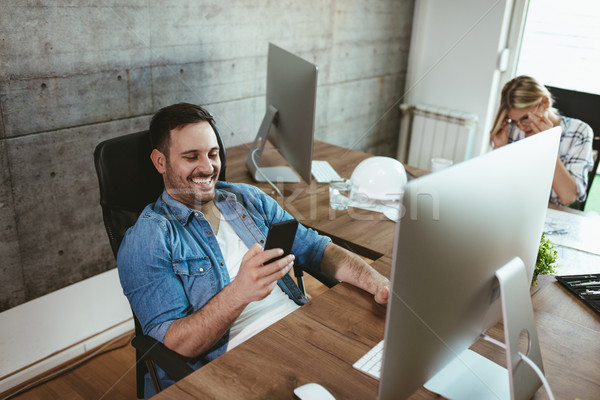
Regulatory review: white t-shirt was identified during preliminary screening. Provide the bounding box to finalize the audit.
[215,215,299,350]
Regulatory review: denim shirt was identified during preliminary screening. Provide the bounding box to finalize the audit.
[117,182,331,397]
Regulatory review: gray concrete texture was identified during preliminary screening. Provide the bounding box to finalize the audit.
[0,0,414,311]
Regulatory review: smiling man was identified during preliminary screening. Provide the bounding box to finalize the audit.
[149,115,223,234]
[117,103,389,398]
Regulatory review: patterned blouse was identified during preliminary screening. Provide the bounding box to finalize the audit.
[508,116,594,204]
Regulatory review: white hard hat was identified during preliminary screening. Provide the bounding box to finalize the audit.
[350,156,407,203]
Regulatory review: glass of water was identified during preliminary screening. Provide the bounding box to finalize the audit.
[329,180,351,210]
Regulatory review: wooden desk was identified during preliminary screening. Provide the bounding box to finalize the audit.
[226,141,423,258]
[154,142,600,399]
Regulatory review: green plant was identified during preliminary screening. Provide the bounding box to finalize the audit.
[533,233,559,285]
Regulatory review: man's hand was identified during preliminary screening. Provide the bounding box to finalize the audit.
[230,243,294,305]
[374,284,390,305]
[164,246,294,359]
[321,243,391,306]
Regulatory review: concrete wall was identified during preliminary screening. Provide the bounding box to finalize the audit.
[0,1,414,312]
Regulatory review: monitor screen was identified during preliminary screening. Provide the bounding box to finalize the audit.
[246,43,318,183]
[378,127,561,399]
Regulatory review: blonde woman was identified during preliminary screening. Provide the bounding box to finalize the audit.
[490,75,594,205]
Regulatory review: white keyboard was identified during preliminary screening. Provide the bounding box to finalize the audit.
[311,160,343,183]
[352,340,383,379]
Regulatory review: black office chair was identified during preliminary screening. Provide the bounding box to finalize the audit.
[586,135,600,201]
[548,86,600,210]
[94,125,226,398]
[94,124,338,397]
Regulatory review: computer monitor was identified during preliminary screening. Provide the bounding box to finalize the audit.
[378,127,561,399]
[246,43,318,183]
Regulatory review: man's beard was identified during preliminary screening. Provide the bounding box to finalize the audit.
[164,167,217,209]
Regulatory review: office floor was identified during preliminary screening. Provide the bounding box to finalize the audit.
[5,333,136,400]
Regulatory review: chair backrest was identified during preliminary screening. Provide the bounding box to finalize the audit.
[94,124,227,257]
[548,86,600,204]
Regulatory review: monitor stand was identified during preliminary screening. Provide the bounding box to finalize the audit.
[246,104,301,183]
[424,257,544,400]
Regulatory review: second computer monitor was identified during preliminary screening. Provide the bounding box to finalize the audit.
[379,127,561,399]
[246,43,318,183]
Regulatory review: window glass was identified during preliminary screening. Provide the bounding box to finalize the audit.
[516,0,600,94]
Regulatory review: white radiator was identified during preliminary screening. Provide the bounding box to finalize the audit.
[397,104,478,170]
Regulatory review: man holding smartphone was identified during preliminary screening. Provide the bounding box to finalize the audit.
[117,103,390,397]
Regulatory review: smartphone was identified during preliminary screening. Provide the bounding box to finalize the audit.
[264,219,299,262]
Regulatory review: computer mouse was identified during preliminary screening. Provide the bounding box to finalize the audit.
[294,382,336,400]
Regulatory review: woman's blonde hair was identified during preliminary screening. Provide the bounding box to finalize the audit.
[489,75,556,142]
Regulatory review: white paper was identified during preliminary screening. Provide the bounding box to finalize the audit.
[349,200,401,221]
[544,208,600,256]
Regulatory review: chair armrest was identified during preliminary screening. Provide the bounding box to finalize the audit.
[307,270,339,288]
[132,334,194,382]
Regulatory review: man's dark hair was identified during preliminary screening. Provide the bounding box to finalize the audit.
[149,103,215,154]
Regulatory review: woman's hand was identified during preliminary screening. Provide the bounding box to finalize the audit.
[525,111,554,136]
[491,118,509,149]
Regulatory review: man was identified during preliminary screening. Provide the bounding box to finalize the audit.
[117,103,390,397]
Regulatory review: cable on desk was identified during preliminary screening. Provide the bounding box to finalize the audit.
[249,149,311,298]
[482,334,555,400]
[250,148,284,199]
